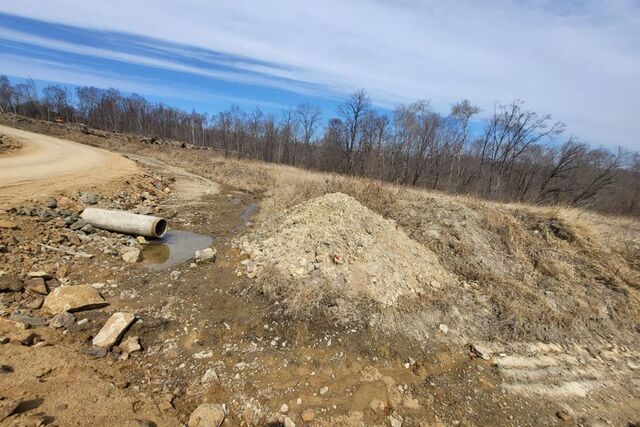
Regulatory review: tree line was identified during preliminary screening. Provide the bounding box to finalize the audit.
[1,75,638,217]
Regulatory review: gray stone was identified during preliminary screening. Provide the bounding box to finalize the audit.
[85,346,108,358]
[49,311,75,329]
[92,312,135,348]
[10,312,47,327]
[45,197,58,209]
[188,403,225,427]
[80,192,98,205]
[70,219,87,230]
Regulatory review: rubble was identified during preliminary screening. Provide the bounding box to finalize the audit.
[122,248,142,263]
[188,403,225,427]
[194,247,216,263]
[49,311,75,329]
[92,312,135,348]
[42,285,108,314]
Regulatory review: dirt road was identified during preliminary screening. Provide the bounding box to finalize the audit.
[0,125,138,207]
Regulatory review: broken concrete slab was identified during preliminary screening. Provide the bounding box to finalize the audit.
[92,312,135,348]
[42,285,108,314]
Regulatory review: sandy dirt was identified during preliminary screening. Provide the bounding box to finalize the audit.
[0,125,138,208]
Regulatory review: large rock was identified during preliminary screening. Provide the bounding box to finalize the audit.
[92,312,135,348]
[188,403,225,427]
[0,273,22,292]
[42,285,108,314]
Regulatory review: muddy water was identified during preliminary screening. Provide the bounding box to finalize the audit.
[141,230,213,270]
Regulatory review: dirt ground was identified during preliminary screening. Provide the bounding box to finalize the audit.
[0,114,639,426]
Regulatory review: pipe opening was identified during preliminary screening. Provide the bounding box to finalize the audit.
[154,218,168,238]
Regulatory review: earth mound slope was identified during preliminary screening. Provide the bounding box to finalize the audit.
[239,192,452,312]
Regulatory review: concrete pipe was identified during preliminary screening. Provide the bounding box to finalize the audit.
[81,207,168,238]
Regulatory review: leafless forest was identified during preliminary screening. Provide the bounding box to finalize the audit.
[1,76,638,217]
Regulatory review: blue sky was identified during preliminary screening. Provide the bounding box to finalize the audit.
[0,1,639,150]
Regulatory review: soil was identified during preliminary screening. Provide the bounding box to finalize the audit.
[0,114,639,426]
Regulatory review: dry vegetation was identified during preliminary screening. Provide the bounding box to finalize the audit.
[3,113,639,349]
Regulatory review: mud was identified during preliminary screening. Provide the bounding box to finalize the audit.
[142,230,213,270]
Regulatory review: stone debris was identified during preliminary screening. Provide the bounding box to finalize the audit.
[24,278,48,295]
[49,311,75,329]
[188,403,225,427]
[201,368,220,384]
[42,284,108,314]
[92,312,135,348]
[283,416,295,427]
[195,247,216,263]
[9,312,47,327]
[119,336,142,354]
[27,271,53,280]
[0,273,22,292]
[122,248,142,264]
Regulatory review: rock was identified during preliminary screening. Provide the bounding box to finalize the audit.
[27,271,53,280]
[0,273,22,292]
[438,323,449,334]
[24,278,48,295]
[136,236,147,245]
[283,416,295,427]
[389,415,402,427]
[0,220,18,229]
[25,296,44,309]
[188,403,225,427]
[57,197,80,211]
[319,386,329,395]
[45,197,58,209]
[280,403,289,413]
[122,249,142,264]
[92,312,135,348]
[49,311,75,328]
[120,336,142,354]
[42,284,108,314]
[470,343,492,360]
[80,192,97,205]
[85,346,108,358]
[70,219,87,230]
[9,312,47,327]
[77,318,89,326]
[67,234,81,246]
[195,247,216,263]
[81,224,96,234]
[0,336,9,344]
[0,398,20,422]
[201,368,220,384]
[170,270,181,280]
[301,409,315,422]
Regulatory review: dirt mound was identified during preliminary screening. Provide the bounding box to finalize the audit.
[238,193,452,314]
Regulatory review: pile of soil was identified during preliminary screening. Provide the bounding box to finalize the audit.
[238,193,452,311]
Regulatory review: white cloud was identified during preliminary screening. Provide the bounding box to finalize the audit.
[0,0,639,149]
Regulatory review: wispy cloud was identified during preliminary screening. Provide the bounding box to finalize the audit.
[0,1,638,149]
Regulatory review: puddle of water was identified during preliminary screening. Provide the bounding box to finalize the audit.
[142,230,213,270]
